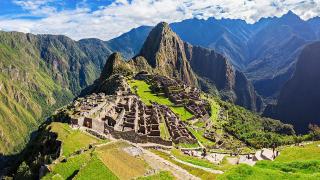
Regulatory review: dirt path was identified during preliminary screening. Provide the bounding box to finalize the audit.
[141,149,200,180]
[172,157,224,174]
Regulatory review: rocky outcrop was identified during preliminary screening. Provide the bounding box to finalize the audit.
[137,22,198,86]
[264,42,320,133]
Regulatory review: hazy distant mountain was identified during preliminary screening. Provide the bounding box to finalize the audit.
[264,41,320,133]
[106,26,152,59]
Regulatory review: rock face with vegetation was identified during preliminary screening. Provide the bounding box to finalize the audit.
[264,42,320,133]
[137,22,198,86]
[0,31,112,154]
[135,22,262,111]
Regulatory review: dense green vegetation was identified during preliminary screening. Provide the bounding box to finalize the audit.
[0,31,109,154]
[73,155,118,180]
[215,98,296,149]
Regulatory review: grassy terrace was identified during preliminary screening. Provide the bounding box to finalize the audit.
[218,141,320,179]
[128,79,193,121]
[49,122,105,157]
[201,94,220,123]
[137,171,175,180]
[96,141,150,179]
[171,149,233,171]
[159,122,171,140]
[188,127,215,147]
[150,149,218,180]
[43,123,155,180]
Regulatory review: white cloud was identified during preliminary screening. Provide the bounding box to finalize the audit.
[1,0,320,40]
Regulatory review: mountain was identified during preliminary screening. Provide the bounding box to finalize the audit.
[100,22,262,112]
[106,11,320,99]
[0,32,112,155]
[137,22,198,86]
[264,41,320,133]
[245,11,318,97]
[106,26,152,59]
[170,18,255,69]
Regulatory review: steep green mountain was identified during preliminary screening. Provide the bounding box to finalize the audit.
[97,23,263,112]
[264,41,320,133]
[0,31,112,155]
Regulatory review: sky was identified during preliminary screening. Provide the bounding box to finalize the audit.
[0,0,320,40]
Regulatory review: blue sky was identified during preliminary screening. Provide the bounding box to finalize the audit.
[0,0,319,40]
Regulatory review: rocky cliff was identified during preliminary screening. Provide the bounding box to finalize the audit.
[184,44,263,112]
[137,22,198,86]
[264,42,320,133]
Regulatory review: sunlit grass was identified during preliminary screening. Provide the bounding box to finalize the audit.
[49,122,104,157]
[96,141,149,179]
[150,149,218,180]
[137,171,175,180]
[128,79,193,120]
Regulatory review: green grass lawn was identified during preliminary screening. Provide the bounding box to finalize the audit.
[188,127,215,147]
[49,122,105,157]
[42,152,92,179]
[128,79,193,120]
[74,155,118,180]
[159,122,171,141]
[150,149,218,180]
[217,141,320,180]
[96,141,149,179]
[170,149,233,172]
[201,94,220,123]
[178,143,200,148]
[137,171,175,180]
[275,141,320,162]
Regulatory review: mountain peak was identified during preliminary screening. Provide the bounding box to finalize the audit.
[100,52,123,80]
[138,21,181,68]
[155,21,170,29]
[137,21,198,85]
[281,10,301,21]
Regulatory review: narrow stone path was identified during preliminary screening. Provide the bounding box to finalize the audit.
[171,157,224,174]
[141,148,200,180]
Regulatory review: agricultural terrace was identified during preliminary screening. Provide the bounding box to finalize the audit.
[42,122,176,180]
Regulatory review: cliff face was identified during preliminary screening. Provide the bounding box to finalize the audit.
[138,22,198,86]
[184,43,263,112]
[264,42,320,133]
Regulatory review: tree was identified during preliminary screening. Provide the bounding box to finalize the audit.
[309,124,320,141]
[15,161,32,180]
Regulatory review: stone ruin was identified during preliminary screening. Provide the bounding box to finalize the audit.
[158,105,197,144]
[67,91,196,146]
[148,75,210,120]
